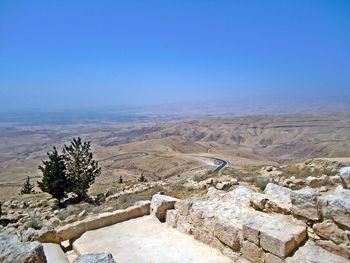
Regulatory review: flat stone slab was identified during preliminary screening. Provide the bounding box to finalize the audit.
[73,215,233,263]
[43,243,70,263]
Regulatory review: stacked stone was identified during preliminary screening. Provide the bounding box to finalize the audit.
[163,184,350,262]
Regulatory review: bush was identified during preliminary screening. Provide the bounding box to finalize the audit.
[20,176,34,194]
[138,173,147,182]
[254,177,270,191]
[26,218,42,230]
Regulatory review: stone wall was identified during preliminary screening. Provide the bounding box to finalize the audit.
[36,200,151,244]
[161,184,350,262]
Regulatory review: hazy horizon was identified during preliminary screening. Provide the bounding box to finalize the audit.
[1,1,350,111]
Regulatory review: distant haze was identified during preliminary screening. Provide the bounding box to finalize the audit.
[0,1,350,110]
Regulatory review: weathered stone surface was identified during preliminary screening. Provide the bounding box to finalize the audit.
[313,220,347,244]
[73,253,116,263]
[214,221,240,250]
[243,214,306,258]
[174,200,192,216]
[242,220,260,245]
[265,253,283,263]
[43,243,69,263]
[177,222,193,235]
[306,176,323,187]
[241,240,264,263]
[165,209,178,228]
[291,187,321,221]
[316,239,350,259]
[250,192,268,212]
[264,183,292,214]
[0,234,47,263]
[321,187,350,228]
[286,242,349,263]
[150,194,179,221]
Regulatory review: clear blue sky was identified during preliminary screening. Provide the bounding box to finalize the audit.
[0,0,349,110]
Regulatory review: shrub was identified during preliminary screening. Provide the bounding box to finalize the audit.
[26,218,42,230]
[138,173,147,182]
[254,177,270,191]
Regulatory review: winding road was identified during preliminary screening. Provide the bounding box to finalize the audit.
[98,152,229,174]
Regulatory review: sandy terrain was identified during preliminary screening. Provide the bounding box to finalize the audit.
[73,215,233,263]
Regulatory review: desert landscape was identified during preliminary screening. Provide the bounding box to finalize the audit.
[1,112,350,262]
[1,114,350,198]
[2,1,350,262]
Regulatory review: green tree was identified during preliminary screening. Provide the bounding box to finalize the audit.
[63,137,101,199]
[38,147,68,205]
[21,176,34,194]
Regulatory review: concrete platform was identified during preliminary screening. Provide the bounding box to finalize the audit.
[73,215,233,263]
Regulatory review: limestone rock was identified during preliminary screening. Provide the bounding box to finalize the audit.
[250,192,268,211]
[241,240,264,263]
[313,220,347,244]
[265,253,283,263]
[242,214,306,258]
[73,253,116,263]
[150,194,179,222]
[290,187,321,221]
[286,242,349,263]
[174,200,193,216]
[316,239,350,259]
[306,176,323,187]
[264,183,292,214]
[165,209,178,228]
[214,221,240,251]
[0,234,47,263]
[321,187,350,228]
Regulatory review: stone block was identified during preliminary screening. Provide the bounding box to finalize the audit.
[241,240,264,263]
[150,194,178,222]
[290,187,321,221]
[165,209,178,228]
[214,221,240,250]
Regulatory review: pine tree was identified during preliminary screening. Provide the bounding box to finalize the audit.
[63,137,101,199]
[21,176,34,194]
[38,147,68,205]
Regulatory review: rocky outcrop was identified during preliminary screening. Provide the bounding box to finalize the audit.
[73,253,116,263]
[150,194,178,222]
[0,234,47,263]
